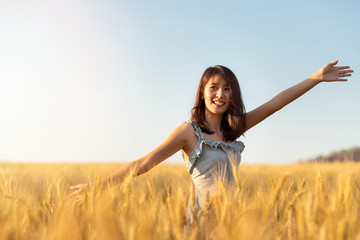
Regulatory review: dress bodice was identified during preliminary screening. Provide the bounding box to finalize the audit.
[184,120,245,180]
[183,121,245,206]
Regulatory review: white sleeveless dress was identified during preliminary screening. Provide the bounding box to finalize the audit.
[183,121,245,233]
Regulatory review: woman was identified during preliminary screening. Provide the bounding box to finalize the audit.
[70,60,353,232]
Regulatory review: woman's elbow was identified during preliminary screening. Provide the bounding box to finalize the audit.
[271,99,283,113]
[136,157,155,175]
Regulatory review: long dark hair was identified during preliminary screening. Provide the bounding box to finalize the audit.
[191,65,246,141]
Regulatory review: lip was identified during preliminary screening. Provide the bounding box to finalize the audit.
[212,100,225,107]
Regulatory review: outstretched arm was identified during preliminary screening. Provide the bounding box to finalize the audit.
[244,60,353,132]
[69,123,191,199]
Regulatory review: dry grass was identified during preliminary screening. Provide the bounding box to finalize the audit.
[1,162,360,240]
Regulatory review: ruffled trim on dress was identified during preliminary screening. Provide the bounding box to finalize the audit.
[185,120,245,174]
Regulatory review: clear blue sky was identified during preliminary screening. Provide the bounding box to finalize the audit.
[0,0,359,164]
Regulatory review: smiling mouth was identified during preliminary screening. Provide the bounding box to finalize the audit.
[213,100,225,106]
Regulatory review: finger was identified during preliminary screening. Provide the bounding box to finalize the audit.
[69,190,81,197]
[63,194,72,202]
[339,71,353,76]
[340,74,352,77]
[324,77,348,82]
[76,198,84,206]
[329,60,339,66]
[70,186,79,190]
[339,70,353,74]
[63,190,80,202]
[335,66,351,70]
[339,72,353,77]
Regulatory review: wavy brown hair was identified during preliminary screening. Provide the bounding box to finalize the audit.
[191,65,246,142]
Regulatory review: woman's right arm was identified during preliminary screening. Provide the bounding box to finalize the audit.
[243,60,353,132]
[70,122,192,196]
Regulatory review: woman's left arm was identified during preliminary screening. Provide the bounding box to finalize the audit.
[244,60,353,132]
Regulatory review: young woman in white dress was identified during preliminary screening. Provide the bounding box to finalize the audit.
[70,60,353,230]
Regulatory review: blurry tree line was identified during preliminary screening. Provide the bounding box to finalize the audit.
[307,146,360,162]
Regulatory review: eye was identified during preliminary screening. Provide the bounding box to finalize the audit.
[210,86,217,90]
[224,87,230,91]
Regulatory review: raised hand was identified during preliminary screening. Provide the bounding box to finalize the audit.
[67,183,90,205]
[311,60,353,82]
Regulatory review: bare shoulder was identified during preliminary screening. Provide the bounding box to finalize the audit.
[166,122,195,150]
[174,121,197,155]
[172,121,195,140]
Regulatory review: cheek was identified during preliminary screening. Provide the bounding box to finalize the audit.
[227,93,232,101]
[203,89,212,100]
[204,97,212,106]
[203,92,214,107]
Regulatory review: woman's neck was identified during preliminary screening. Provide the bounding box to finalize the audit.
[204,110,223,134]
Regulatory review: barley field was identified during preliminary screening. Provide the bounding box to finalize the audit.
[0,162,360,240]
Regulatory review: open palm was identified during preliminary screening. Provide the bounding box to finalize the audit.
[317,60,353,82]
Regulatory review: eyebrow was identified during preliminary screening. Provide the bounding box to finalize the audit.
[209,81,230,86]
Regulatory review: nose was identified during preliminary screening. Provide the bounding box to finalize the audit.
[216,88,224,98]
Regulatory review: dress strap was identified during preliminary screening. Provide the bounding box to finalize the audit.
[187,120,204,140]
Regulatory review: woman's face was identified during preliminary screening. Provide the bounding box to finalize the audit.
[203,75,231,116]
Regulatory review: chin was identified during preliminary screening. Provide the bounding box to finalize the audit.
[205,105,230,116]
[209,109,228,115]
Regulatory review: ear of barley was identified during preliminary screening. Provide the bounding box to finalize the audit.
[146,178,155,200]
[286,205,296,240]
[271,174,288,205]
[344,176,352,214]
[316,170,325,196]
[300,177,306,191]
[337,174,344,204]
[286,181,295,200]
[269,177,276,190]
[230,159,242,193]
[56,180,63,208]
